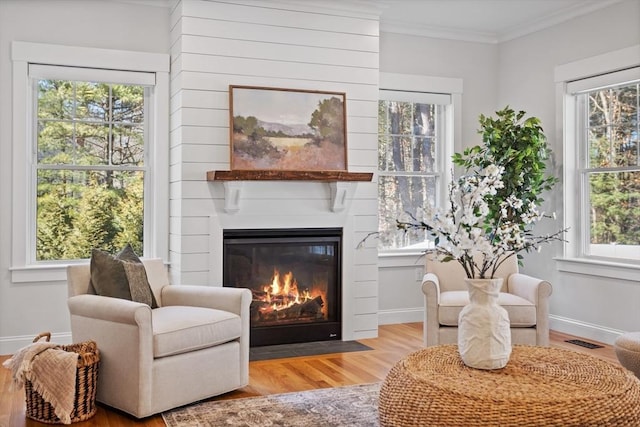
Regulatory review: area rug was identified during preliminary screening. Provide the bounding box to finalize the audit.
[162,382,381,427]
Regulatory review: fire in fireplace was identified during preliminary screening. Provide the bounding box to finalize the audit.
[223,228,342,347]
[253,268,327,326]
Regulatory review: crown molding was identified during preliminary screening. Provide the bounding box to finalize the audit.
[498,0,625,43]
[380,19,498,44]
[380,0,625,44]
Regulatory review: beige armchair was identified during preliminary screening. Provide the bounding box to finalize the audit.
[422,253,552,347]
[67,258,252,419]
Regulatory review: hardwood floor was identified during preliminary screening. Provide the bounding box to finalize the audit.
[0,323,619,427]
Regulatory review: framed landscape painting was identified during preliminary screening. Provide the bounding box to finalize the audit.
[229,85,347,171]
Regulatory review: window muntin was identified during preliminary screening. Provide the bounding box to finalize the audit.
[378,95,448,251]
[33,73,150,261]
[577,80,640,261]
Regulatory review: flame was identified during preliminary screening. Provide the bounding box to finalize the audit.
[257,268,326,317]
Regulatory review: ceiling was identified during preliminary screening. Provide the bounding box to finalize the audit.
[125,0,624,44]
[374,0,624,43]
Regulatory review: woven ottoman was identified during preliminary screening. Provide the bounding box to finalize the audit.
[379,345,640,427]
[615,332,640,379]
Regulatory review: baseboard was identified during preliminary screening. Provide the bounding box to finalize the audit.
[0,332,72,356]
[549,314,624,346]
[378,308,423,325]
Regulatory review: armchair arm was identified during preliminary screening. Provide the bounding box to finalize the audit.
[67,295,154,413]
[67,294,152,325]
[508,273,552,346]
[161,285,252,317]
[421,273,441,346]
[421,273,441,303]
[508,273,552,305]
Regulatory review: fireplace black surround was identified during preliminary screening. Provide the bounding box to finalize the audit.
[223,228,342,347]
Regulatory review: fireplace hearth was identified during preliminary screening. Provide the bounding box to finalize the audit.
[223,228,342,347]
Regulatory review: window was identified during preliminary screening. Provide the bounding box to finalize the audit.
[573,74,640,262]
[11,41,168,282]
[581,82,640,259]
[377,73,461,253]
[32,66,151,260]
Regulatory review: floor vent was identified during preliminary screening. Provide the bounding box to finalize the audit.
[565,339,604,349]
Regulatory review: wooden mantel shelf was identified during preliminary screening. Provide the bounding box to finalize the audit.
[206,170,373,214]
[207,170,373,182]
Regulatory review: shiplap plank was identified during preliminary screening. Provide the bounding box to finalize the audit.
[224,198,335,214]
[346,133,376,150]
[172,126,229,144]
[348,149,377,168]
[347,99,377,118]
[346,116,377,133]
[178,180,363,201]
[173,162,220,181]
[180,16,379,53]
[171,72,378,100]
[170,233,209,253]
[175,89,228,109]
[180,35,378,68]
[169,2,182,34]
[355,281,378,298]
[178,107,228,127]
[354,263,379,281]
[174,270,210,286]
[354,246,378,264]
[170,216,211,235]
[182,1,379,37]
[177,107,375,131]
[353,215,378,232]
[172,251,210,272]
[180,54,378,85]
[219,0,381,22]
[353,313,378,331]
[169,144,182,166]
[177,143,227,163]
[351,182,379,199]
[173,96,377,126]
[355,296,379,314]
[180,163,212,182]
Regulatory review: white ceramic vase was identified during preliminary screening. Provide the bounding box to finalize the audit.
[458,278,512,369]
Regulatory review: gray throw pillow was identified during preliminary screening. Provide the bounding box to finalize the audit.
[89,244,158,308]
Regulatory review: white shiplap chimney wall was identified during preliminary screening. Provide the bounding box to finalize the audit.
[169,0,380,340]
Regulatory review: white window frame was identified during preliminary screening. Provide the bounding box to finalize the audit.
[377,72,462,262]
[10,41,169,283]
[555,44,640,281]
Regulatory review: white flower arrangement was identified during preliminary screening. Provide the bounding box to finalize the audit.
[400,164,565,279]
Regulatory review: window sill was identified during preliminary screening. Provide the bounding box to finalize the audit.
[10,263,75,283]
[555,257,640,282]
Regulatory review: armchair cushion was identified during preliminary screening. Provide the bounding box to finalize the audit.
[438,291,537,327]
[152,306,242,358]
[89,244,158,308]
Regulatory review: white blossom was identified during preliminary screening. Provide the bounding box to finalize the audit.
[416,163,562,278]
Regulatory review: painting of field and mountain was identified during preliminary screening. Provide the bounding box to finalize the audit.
[230,86,347,171]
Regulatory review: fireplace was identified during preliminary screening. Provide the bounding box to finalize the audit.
[223,228,342,347]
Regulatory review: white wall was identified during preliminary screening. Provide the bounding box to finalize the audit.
[377,32,499,323]
[380,32,499,151]
[498,0,640,344]
[0,0,170,353]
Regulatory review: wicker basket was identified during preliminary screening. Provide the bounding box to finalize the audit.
[25,332,100,424]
